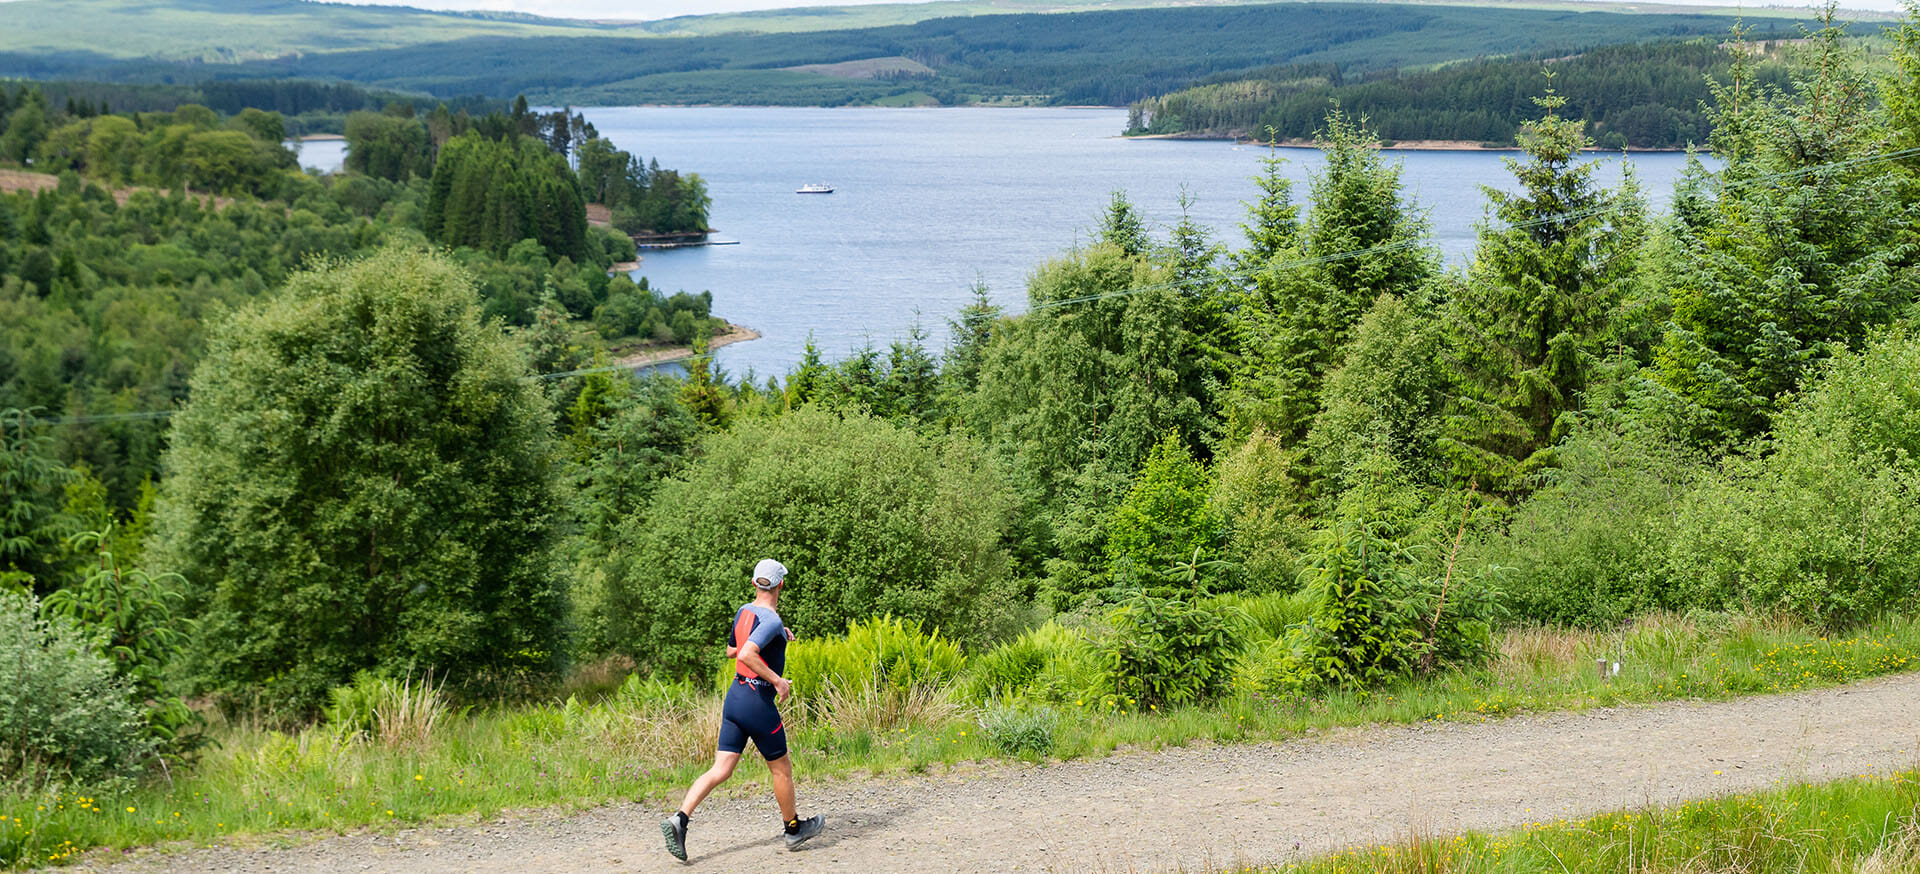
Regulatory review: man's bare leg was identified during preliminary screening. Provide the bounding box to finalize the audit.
[767,754,798,823]
[679,751,742,816]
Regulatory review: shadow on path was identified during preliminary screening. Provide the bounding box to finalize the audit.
[803,802,911,851]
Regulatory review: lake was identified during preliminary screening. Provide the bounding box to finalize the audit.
[589,109,1706,378]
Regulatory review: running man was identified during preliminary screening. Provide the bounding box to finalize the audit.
[662,559,824,861]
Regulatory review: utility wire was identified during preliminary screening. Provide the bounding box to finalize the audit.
[1033,144,1920,313]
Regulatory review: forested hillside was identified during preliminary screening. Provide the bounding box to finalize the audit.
[13,79,502,136]
[1126,39,1795,148]
[8,4,1920,868]
[5,4,1800,107]
[0,86,714,510]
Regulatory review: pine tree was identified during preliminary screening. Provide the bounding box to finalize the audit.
[880,324,940,423]
[679,338,731,429]
[1232,138,1300,272]
[1100,190,1152,257]
[1654,10,1918,445]
[785,335,828,409]
[943,281,1001,397]
[1228,108,1432,443]
[1440,85,1649,493]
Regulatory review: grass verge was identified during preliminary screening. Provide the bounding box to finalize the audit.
[1247,769,1920,873]
[7,611,1920,868]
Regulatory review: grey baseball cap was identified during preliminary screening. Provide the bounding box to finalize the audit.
[753,558,788,590]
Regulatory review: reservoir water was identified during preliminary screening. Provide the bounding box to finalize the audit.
[569,107,1703,379]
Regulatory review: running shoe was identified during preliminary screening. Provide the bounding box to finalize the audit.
[662,814,688,861]
[784,815,824,851]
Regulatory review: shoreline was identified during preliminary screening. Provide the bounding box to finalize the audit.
[610,322,759,369]
[1125,132,1696,153]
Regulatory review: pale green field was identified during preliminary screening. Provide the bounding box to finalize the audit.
[0,0,616,61]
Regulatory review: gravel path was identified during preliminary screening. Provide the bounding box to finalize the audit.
[75,673,1920,874]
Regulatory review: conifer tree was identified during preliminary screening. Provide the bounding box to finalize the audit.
[1654,11,1918,445]
[1100,190,1152,257]
[1441,86,1648,493]
[0,408,76,593]
[880,324,940,423]
[1229,109,1432,443]
[785,335,828,409]
[1232,138,1300,271]
[943,282,1001,397]
[679,338,731,429]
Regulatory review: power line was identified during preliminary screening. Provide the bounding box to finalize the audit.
[1034,144,1920,314]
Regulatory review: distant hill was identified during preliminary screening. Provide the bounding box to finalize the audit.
[626,0,1834,37]
[0,0,1839,109]
[8,3,1810,108]
[0,0,1846,65]
[1127,39,1799,148]
[0,0,619,62]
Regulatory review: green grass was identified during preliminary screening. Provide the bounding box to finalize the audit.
[6,612,1920,868]
[1250,769,1920,873]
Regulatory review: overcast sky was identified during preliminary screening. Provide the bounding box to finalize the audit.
[317,0,1907,21]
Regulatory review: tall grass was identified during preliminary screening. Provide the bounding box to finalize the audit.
[324,671,450,748]
[7,611,1920,868]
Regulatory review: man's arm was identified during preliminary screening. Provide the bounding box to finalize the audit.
[737,641,792,700]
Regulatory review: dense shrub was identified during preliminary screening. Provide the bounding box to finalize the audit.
[1096,592,1243,709]
[604,408,1018,676]
[1666,331,1920,627]
[1477,418,1703,626]
[1304,292,1449,498]
[152,247,568,717]
[42,526,199,753]
[0,592,155,788]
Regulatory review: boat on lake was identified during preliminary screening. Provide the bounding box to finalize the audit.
[796,183,834,194]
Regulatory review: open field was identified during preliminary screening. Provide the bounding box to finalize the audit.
[0,0,619,61]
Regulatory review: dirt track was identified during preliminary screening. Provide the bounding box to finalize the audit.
[74,672,1920,874]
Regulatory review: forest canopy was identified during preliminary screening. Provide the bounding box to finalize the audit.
[1126,40,1795,149]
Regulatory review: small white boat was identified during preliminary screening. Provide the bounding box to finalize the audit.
[796,183,835,194]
